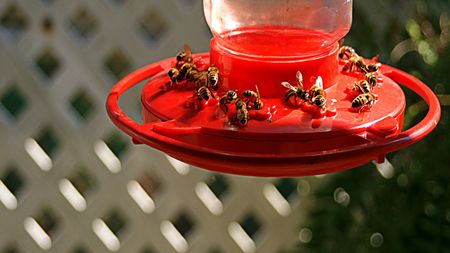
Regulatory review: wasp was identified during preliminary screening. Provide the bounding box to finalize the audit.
[308,76,327,110]
[243,86,263,110]
[235,99,249,126]
[207,65,221,90]
[281,70,309,104]
[175,44,193,68]
[342,56,366,73]
[219,90,238,113]
[339,46,357,60]
[353,80,372,94]
[352,92,376,112]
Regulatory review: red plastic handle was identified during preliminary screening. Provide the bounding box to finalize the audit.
[107,62,165,139]
[106,58,441,159]
[355,65,441,155]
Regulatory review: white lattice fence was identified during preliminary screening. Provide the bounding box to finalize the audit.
[0,1,320,252]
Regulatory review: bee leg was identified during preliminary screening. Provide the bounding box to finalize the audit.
[285,93,292,102]
[359,105,367,113]
[357,84,364,94]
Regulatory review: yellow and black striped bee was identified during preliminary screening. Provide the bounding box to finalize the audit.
[352,92,376,112]
[195,85,215,101]
[168,68,180,85]
[365,72,378,87]
[308,76,327,110]
[175,44,193,68]
[185,69,206,88]
[243,86,263,110]
[207,65,221,90]
[363,63,380,74]
[312,95,327,110]
[342,56,366,73]
[281,70,309,104]
[353,80,372,94]
[177,62,199,84]
[339,46,357,60]
[308,76,325,100]
[219,90,238,113]
[235,99,249,126]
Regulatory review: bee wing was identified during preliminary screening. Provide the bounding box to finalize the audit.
[296,71,304,88]
[281,81,295,90]
[371,55,380,62]
[184,43,192,57]
[315,76,323,89]
[255,85,260,98]
[338,38,345,47]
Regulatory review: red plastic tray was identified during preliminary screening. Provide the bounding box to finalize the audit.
[107,54,440,177]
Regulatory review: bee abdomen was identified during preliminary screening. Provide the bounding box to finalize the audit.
[284,90,296,101]
[313,96,327,109]
[253,100,264,110]
[236,109,249,126]
[235,99,246,109]
[352,96,364,108]
[197,87,211,101]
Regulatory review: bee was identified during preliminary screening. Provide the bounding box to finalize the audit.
[352,93,376,112]
[365,72,378,87]
[195,86,215,101]
[363,63,380,74]
[308,76,325,99]
[308,76,327,110]
[219,90,238,113]
[281,70,309,104]
[342,56,366,73]
[207,65,221,90]
[175,44,193,68]
[235,99,249,126]
[185,69,207,88]
[353,80,372,94]
[243,86,263,110]
[168,68,180,85]
[177,63,198,83]
[312,95,327,110]
[339,46,357,60]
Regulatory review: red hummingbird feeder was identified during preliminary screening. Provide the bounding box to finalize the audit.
[107,0,441,177]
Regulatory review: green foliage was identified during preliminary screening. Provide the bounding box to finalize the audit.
[294,0,450,252]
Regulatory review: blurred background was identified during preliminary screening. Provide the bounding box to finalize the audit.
[0,0,448,253]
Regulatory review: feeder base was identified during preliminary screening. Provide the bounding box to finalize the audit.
[107,53,440,177]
